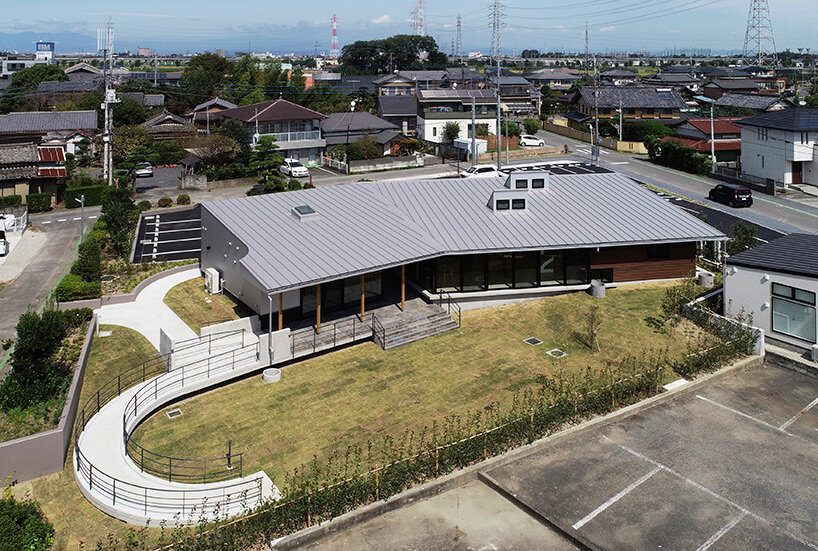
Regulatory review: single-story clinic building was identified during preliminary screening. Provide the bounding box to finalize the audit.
[200,164,725,330]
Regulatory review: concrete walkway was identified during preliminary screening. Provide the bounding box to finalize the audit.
[96,266,199,349]
[75,265,277,525]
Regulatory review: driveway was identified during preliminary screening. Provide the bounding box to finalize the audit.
[295,360,818,551]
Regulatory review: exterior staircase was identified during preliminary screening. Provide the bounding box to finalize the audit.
[373,301,460,350]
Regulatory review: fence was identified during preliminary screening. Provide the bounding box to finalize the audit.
[348,155,424,174]
[437,293,462,327]
[542,121,649,154]
[290,316,372,357]
[320,154,349,174]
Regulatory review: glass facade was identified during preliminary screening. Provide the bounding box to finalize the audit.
[771,283,816,343]
[299,273,383,319]
[413,249,591,294]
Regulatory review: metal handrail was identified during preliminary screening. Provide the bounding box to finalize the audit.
[438,293,462,327]
[125,435,243,483]
[371,313,386,349]
[290,316,371,356]
[171,328,246,354]
[74,340,265,520]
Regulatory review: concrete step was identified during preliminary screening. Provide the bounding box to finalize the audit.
[383,321,459,350]
[766,345,818,379]
[381,312,459,350]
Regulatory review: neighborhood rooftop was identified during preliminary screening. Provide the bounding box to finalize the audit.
[202,170,725,295]
[577,87,687,109]
[0,110,98,133]
[215,98,327,123]
[726,234,818,278]
[736,108,818,131]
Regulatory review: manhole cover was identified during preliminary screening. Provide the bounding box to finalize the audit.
[523,337,543,346]
[546,348,567,358]
[166,408,182,419]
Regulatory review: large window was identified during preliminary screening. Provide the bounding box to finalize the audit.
[436,256,460,293]
[513,251,539,288]
[772,283,816,343]
[565,250,590,285]
[540,253,564,286]
[487,253,514,290]
[462,255,486,292]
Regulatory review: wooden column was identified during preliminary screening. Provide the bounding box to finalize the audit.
[316,284,322,334]
[360,274,365,321]
[278,293,283,331]
[401,265,406,312]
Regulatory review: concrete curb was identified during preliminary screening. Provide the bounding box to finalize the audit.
[269,355,762,550]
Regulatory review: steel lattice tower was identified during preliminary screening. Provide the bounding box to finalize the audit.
[456,13,462,59]
[410,0,426,36]
[489,0,505,63]
[329,14,340,58]
[742,0,777,66]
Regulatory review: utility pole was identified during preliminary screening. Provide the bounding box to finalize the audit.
[593,55,599,161]
[619,99,623,142]
[471,94,477,166]
[98,18,118,187]
[490,0,505,169]
[710,101,716,168]
[153,52,158,87]
[584,21,590,72]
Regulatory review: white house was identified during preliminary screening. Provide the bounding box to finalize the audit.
[737,108,817,186]
[725,234,818,352]
[415,89,498,144]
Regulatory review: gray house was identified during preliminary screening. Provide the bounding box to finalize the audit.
[321,112,405,156]
[200,165,724,330]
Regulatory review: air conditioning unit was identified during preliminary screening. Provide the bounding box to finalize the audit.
[204,267,221,294]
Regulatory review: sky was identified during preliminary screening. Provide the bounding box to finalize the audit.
[1,0,816,56]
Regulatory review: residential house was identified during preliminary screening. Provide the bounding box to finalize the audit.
[714,92,789,115]
[666,117,744,167]
[643,72,703,93]
[378,95,418,136]
[0,56,49,79]
[32,80,102,109]
[199,164,725,328]
[0,110,98,145]
[523,69,582,91]
[567,86,687,128]
[186,97,238,131]
[215,98,327,165]
[120,71,183,86]
[600,67,639,86]
[321,112,405,156]
[141,110,196,142]
[119,92,166,108]
[0,143,66,199]
[443,67,485,88]
[64,62,103,81]
[736,108,817,186]
[415,89,498,144]
[489,75,538,114]
[374,71,447,96]
[702,79,759,100]
[694,66,751,80]
[725,233,818,351]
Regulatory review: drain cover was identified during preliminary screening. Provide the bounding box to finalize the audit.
[166,408,182,419]
[546,348,567,358]
[523,337,543,346]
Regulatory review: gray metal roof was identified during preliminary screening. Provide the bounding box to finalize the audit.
[321,112,398,134]
[203,170,726,294]
[736,107,818,132]
[378,95,418,116]
[727,234,818,278]
[714,93,784,110]
[0,110,98,133]
[577,86,687,110]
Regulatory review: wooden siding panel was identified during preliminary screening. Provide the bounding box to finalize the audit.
[592,243,697,282]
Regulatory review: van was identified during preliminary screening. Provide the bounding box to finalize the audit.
[708,183,753,208]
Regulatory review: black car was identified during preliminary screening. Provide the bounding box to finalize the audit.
[708,184,753,208]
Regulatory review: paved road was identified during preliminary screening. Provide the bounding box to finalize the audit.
[301,361,818,550]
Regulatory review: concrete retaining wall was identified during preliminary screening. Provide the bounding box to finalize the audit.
[182,174,256,190]
[0,315,97,483]
[349,156,423,174]
[58,264,199,311]
[477,145,565,163]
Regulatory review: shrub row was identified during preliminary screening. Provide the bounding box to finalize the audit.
[64,185,107,209]
[25,192,52,213]
[55,274,101,302]
[0,195,21,208]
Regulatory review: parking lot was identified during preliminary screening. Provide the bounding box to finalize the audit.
[132,206,201,263]
[484,361,818,551]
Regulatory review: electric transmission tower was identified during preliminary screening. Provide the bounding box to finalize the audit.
[410,0,426,36]
[584,21,590,71]
[742,0,777,66]
[456,13,463,60]
[329,14,340,58]
[489,0,505,63]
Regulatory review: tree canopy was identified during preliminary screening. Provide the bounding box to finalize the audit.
[340,35,448,73]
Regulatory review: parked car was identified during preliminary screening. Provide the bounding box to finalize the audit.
[461,164,502,178]
[708,183,753,208]
[0,230,8,257]
[519,135,545,147]
[133,162,154,178]
[280,158,309,178]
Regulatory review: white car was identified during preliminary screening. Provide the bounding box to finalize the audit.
[280,158,309,178]
[0,230,8,257]
[461,164,502,178]
[519,135,545,147]
[133,162,154,178]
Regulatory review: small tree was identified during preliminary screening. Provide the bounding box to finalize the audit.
[358,134,378,159]
[442,121,462,144]
[70,240,102,282]
[585,305,602,352]
[186,134,239,170]
[727,221,758,256]
[101,187,138,258]
[523,118,540,135]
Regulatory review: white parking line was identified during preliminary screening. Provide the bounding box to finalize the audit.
[696,511,748,551]
[599,150,611,155]
[611,161,630,165]
[141,237,200,245]
[572,466,662,530]
[779,395,818,431]
[696,395,791,435]
[42,220,51,224]
[89,215,97,219]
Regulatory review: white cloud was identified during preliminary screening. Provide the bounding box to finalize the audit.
[600,26,616,32]
[371,15,392,25]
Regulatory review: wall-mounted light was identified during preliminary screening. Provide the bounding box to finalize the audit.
[761,274,770,282]
[762,301,770,310]
[728,267,738,276]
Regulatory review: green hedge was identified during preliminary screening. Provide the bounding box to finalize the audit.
[65,185,107,209]
[25,192,52,213]
[55,273,101,302]
[0,195,22,208]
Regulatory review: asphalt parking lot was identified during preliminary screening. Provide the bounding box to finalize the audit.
[484,361,818,551]
[133,166,181,193]
[132,206,201,263]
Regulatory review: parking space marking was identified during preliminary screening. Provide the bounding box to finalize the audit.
[696,395,791,435]
[89,215,97,219]
[696,511,748,551]
[58,218,66,222]
[42,220,51,224]
[141,237,201,245]
[572,466,662,529]
[73,217,81,221]
[779,395,818,431]
[611,161,629,165]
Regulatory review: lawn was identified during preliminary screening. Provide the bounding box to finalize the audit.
[20,325,162,551]
[132,282,695,484]
[164,277,251,335]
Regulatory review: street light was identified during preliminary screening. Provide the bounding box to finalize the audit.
[74,194,85,242]
[694,95,716,171]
